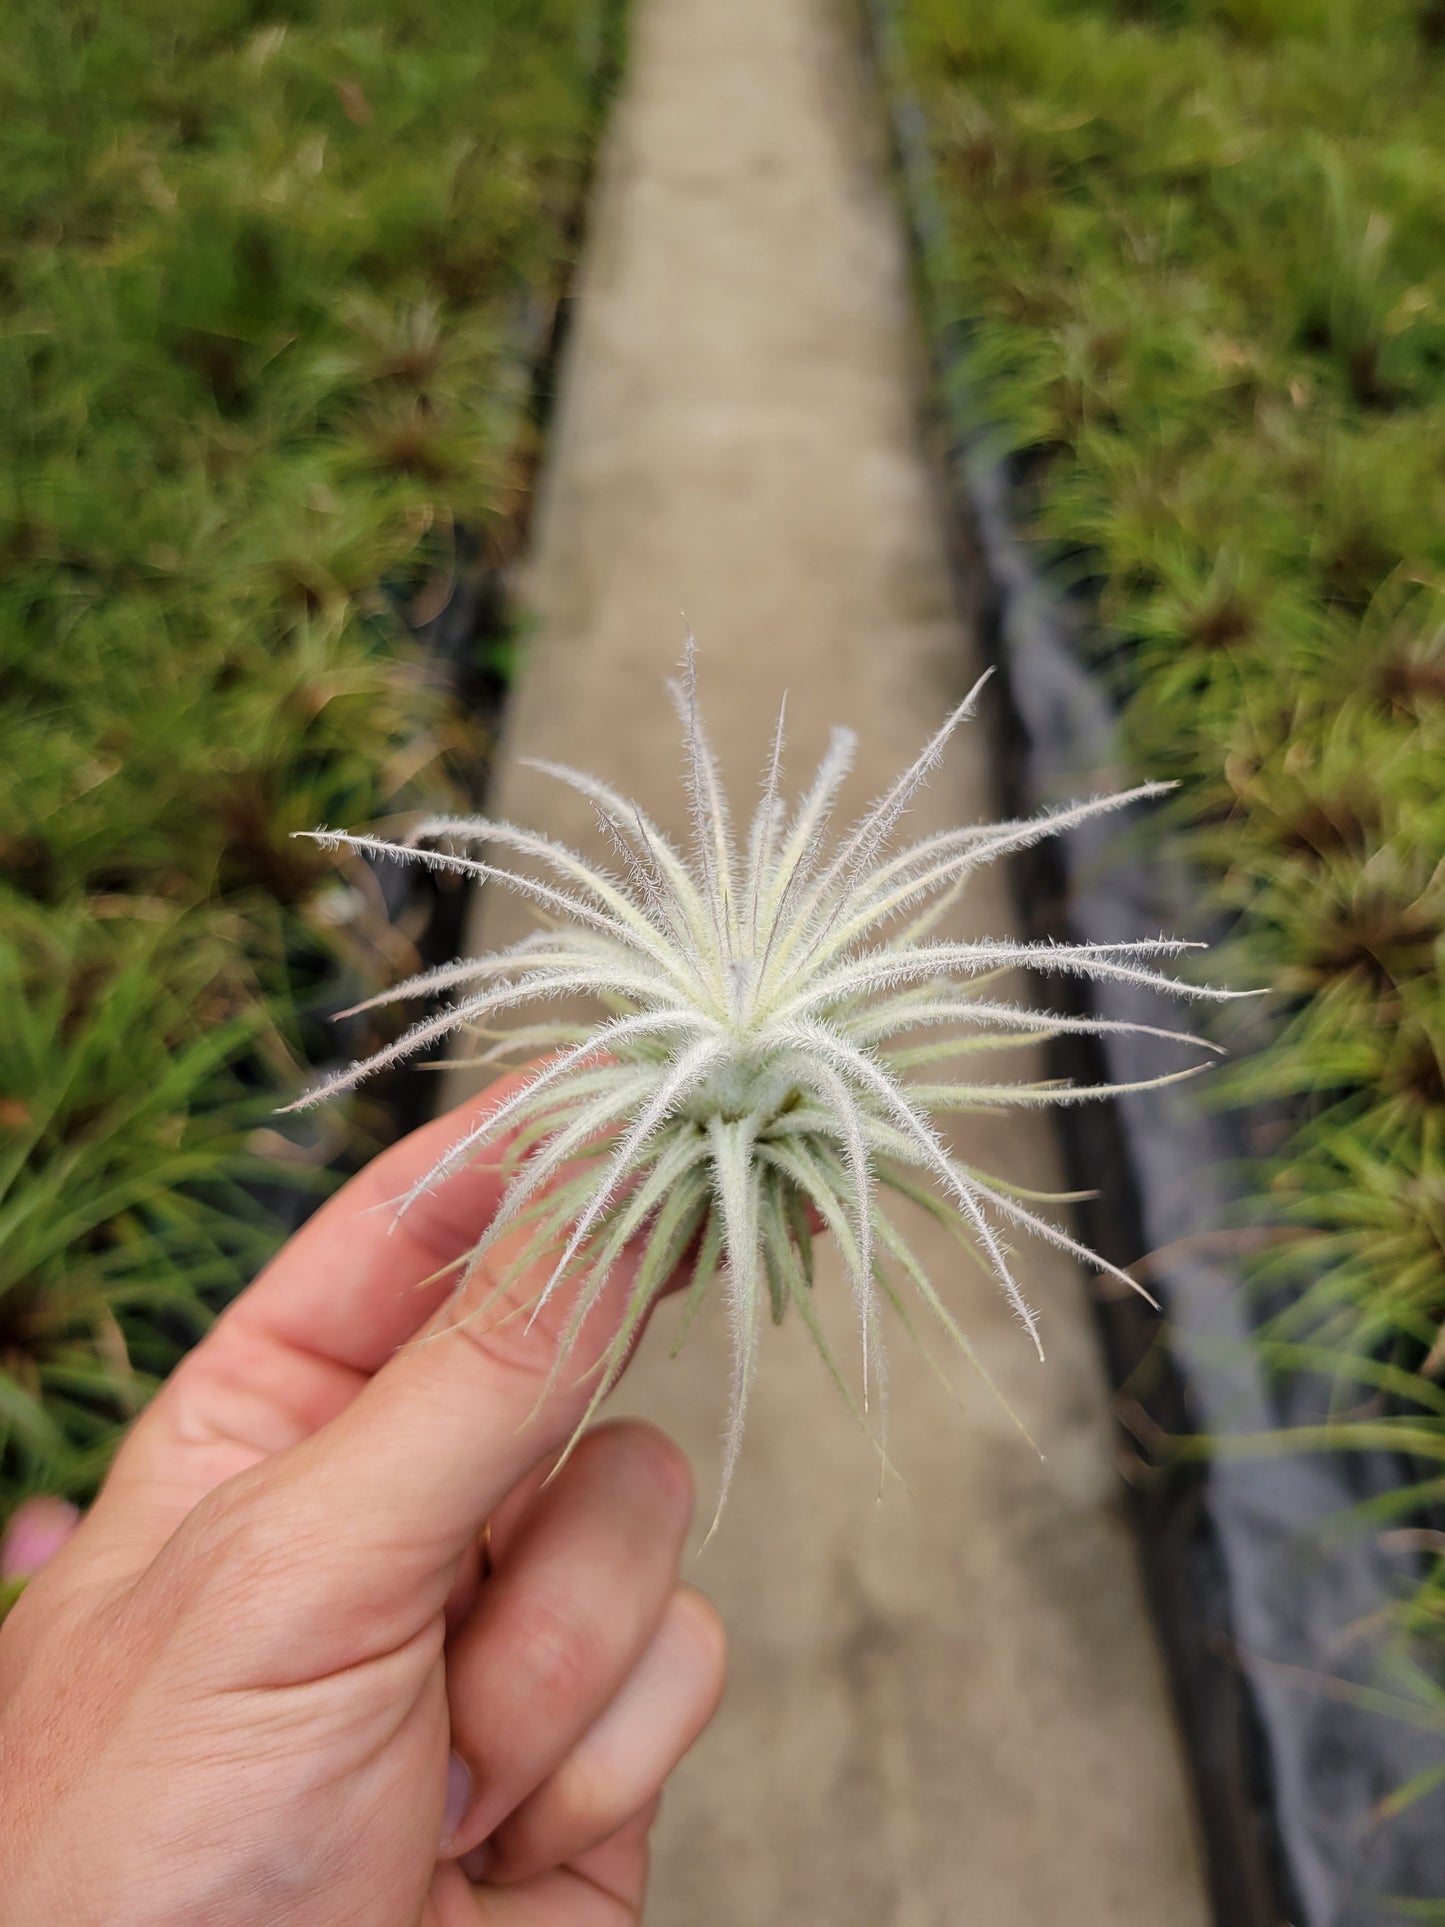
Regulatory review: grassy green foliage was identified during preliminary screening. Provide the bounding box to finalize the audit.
[887,0,1445,1727]
[0,0,619,1518]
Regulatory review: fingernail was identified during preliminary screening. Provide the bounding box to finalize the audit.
[441,1751,471,1849]
[460,1841,493,1883]
[0,1498,80,1581]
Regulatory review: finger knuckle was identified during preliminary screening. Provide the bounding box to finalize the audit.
[588,1421,694,1527]
[180,1475,303,1603]
[507,1589,606,1727]
[670,1587,728,1701]
[633,1426,695,1523]
[548,1744,624,1843]
[443,1286,557,1396]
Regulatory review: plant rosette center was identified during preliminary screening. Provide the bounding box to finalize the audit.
[680,1053,806,1128]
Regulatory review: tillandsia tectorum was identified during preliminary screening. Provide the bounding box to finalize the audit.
[288,646,1244,1513]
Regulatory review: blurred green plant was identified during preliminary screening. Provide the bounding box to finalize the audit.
[0,0,621,1521]
[0,906,285,1497]
[886,0,1445,1778]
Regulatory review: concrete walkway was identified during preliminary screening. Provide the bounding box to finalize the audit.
[452,0,1211,1918]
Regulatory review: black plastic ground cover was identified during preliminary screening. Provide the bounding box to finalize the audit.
[258,0,630,1220]
[858,4,1445,1922]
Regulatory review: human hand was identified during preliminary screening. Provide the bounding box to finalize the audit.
[0,1074,725,1925]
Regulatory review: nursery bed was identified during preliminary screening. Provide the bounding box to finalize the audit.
[0,0,626,1530]
[862,0,1445,1920]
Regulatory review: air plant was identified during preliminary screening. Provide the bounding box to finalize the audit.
[289,648,1240,1508]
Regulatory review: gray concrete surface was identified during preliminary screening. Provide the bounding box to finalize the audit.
[449,0,1212,1918]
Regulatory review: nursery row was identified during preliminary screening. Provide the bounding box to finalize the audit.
[0,0,621,1531]
[884,0,1445,1814]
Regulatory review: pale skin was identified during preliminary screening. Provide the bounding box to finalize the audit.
[0,1073,727,1925]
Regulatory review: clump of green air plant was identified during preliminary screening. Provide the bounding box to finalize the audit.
[289,647,1239,1507]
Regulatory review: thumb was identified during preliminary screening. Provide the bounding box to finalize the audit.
[196,1204,671,1667]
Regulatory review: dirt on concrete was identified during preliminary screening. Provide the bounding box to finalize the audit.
[447,0,1212,1919]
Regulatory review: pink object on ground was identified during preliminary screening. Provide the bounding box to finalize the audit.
[1,1497,81,1581]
